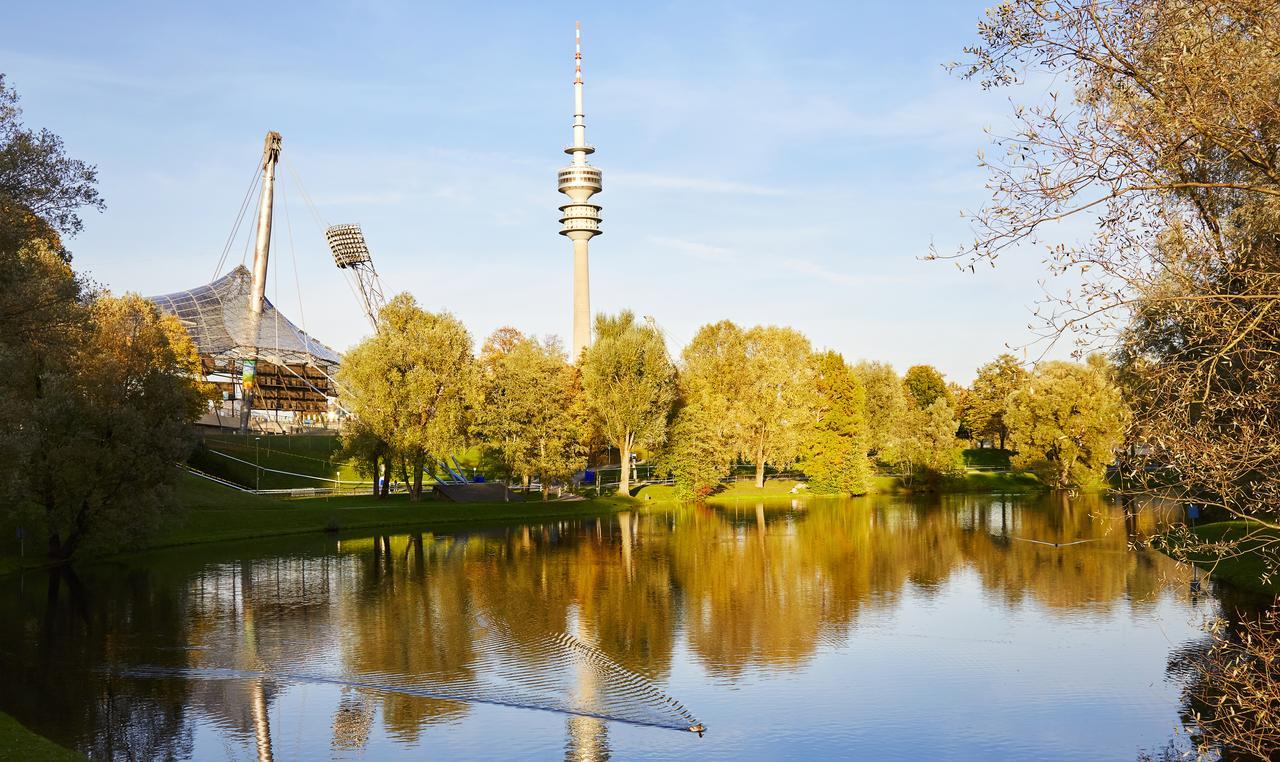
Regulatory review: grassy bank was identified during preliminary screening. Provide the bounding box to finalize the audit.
[145,474,636,552]
[1167,521,1280,596]
[0,712,81,761]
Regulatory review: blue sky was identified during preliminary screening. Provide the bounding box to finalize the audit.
[3,1,1075,382]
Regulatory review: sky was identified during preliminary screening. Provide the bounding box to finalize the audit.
[2,1,1082,383]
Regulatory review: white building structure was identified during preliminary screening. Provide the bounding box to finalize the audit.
[557,21,603,360]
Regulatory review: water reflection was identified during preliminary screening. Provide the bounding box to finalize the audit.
[0,494,1244,760]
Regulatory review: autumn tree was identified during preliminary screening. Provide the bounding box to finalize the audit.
[902,365,950,410]
[951,3,1280,744]
[739,326,817,488]
[854,361,906,460]
[1004,360,1129,489]
[580,311,677,496]
[339,295,479,501]
[802,351,870,495]
[966,354,1029,449]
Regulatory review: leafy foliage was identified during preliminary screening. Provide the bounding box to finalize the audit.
[339,295,479,500]
[902,365,950,410]
[854,360,906,459]
[1004,360,1129,490]
[802,351,870,495]
[965,354,1029,449]
[738,326,817,487]
[473,330,586,497]
[580,311,676,495]
[0,74,103,253]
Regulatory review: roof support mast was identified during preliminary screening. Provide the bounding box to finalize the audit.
[239,130,283,433]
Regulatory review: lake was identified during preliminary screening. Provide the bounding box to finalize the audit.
[0,493,1254,760]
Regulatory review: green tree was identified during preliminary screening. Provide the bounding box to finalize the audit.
[895,399,965,490]
[580,311,677,496]
[902,365,950,410]
[658,402,726,500]
[473,331,586,499]
[1004,361,1129,490]
[966,354,1029,449]
[0,74,103,254]
[739,326,817,488]
[803,352,870,495]
[338,420,392,498]
[339,295,479,501]
[672,320,749,484]
[854,361,906,460]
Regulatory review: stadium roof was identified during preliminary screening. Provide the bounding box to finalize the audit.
[148,265,341,367]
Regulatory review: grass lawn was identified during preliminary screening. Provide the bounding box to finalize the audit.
[142,473,636,552]
[1167,521,1280,596]
[0,712,81,761]
[963,448,1014,470]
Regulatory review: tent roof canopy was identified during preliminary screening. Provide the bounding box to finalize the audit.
[148,265,341,368]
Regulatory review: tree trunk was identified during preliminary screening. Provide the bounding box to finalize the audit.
[380,458,392,499]
[371,455,381,497]
[618,434,632,496]
[755,439,766,488]
[411,457,424,501]
[542,475,549,502]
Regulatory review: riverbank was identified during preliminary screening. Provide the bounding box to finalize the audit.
[0,474,637,578]
[0,711,81,761]
[632,472,1044,502]
[0,469,1047,579]
[1168,521,1280,596]
[152,474,637,551]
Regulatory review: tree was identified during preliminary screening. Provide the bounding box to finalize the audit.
[803,351,870,495]
[472,330,585,498]
[739,326,817,488]
[950,4,1280,744]
[672,320,749,485]
[0,74,103,254]
[657,402,726,500]
[580,311,676,496]
[854,361,906,460]
[23,294,208,558]
[339,295,479,501]
[966,354,1029,449]
[894,399,966,490]
[902,365,950,410]
[338,419,392,498]
[1004,361,1129,490]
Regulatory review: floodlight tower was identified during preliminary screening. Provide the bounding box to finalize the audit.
[325,223,387,331]
[558,21,603,360]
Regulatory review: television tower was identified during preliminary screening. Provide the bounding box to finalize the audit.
[558,21,603,360]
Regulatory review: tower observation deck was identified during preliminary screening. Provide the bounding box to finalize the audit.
[558,21,602,360]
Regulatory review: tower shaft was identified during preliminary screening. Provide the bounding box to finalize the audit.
[558,21,602,360]
[573,238,590,359]
[239,130,282,434]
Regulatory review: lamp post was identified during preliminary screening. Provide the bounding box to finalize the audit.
[255,436,262,491]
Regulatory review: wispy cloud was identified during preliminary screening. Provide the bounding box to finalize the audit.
[649,236,735,262]
[612,171,787,197]
[781,257,904,287]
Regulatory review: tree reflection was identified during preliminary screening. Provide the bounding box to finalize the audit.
[0,493,1221,757]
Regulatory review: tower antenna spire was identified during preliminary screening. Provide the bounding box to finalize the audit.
[558,21,603,360]
[575,20,583,85]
